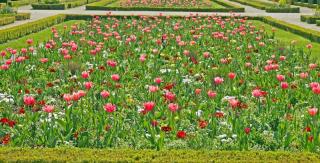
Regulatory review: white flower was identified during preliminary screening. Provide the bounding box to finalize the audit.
[217,134,227,139]
[232,134,237,139]
[196,110,203,117]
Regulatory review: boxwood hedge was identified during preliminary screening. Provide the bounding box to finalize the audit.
[1,13,31,20]
[0,14,66,43]
[230,0,300,13]
[0,16,15,26]
[301,15,320,24]
[0,148,320,162]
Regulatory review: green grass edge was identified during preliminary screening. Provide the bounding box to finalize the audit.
[0,147,320,162]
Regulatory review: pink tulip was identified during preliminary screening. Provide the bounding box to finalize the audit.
[149,85,159,92]
[276,75,285,82]
[84,82,93,90]
[43,105,54,113]
[207,90,216,98]
[104,103,116,113]
[168,103,179,112]
[81,71,89,79]
[107,60,117,67]
[111,74,120,81]
[281,82,289,89]
[63,94,72,102]
[164,91,176,102]
[23,96,36,106]
[214,77,224,85]
[154,77,162,84]
[100,90,110,98]
[308,108,318,116]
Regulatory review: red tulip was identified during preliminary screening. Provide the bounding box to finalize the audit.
[176,130,186,139]
[143,102,155,112]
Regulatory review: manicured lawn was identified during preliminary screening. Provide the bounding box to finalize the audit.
[249,20,320,61]
[0,148,320,162]
[0,20,85,51]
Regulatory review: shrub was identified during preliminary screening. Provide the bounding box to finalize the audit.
[260,16,320,42]
[31,3,66,9]
[317,20,320,26]
[300,15,320,24]
[0,148,320,162]
[15,13,31,20]
[0,16,15,26]
[265,7,300,12]
[0,14,66,43]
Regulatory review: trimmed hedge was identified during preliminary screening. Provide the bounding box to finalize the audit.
[32,0,99,10]
[1,148,320,162]
[0,16,15,26]
[294,2,319,8]
[317,20,320,26]
[2,13,31,20]
[230,0,300,12]
[8,0,37,7]
[260,16,320,42]
[229,0,268,9]
[15,12,31,20]
[86,0,245,12]
[265,7,300,13]
[0,14,66,43]
[301,15,320,24]
[31,3,66,10]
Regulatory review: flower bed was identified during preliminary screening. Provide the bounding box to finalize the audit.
[86,0,245,12]
[0,14,320,151]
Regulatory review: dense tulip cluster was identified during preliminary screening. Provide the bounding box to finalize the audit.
[0,14,319,151]
[119,0,212,7]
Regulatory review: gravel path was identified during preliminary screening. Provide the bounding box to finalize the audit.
[0,0,319,31]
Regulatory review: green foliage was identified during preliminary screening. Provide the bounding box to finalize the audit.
[8,0,38,7]
[0,148,320,162]
[260,16,320,43]
[300,15,320,24]
[294,2,319,8]
[0,6,15,14]
[0,16,15,26]
[32,0,98,10]
[42,0,60,4]
[265,7,300,12]
[230,0,299,12]
[317,20,320,26]
[0,13,31,20]
[31,3,67,9]
[0,14,66,43]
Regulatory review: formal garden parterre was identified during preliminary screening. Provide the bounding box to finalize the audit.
[0,13,320,152]
[0,0,320,161]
